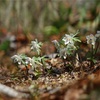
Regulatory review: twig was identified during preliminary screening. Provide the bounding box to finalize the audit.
[0,83,30,99]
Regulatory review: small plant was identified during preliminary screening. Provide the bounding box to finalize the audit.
[86,33,100,66]
[30,39,43,55]
[52,30,81,59]
[11,39,46,77]
[52,30,81,70]
[11,54,32,75]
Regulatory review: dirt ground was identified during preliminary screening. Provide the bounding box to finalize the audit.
[0,32,100,100]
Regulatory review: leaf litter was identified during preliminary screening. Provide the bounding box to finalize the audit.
[0,32,100,100]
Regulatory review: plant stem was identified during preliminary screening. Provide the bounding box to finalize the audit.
[25,66,28,75]
[90,46,94,67]
[94,39,100,56]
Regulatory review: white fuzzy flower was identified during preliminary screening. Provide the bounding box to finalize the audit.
[30,39,42,55]
[24,57,32,65]
[11,54,22,65]
[62,34,74,45]
[86,34,96,48]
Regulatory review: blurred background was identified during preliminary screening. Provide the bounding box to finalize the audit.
[0,0,100,56]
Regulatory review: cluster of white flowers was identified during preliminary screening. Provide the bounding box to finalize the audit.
[30,39,42,55]
[52,31,81,59]
[86,34,96,48]
[11,54,32,66]
[86,33,100,48]
[11,54,45,71]
[11,32,100,76]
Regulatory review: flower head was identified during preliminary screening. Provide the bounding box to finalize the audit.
[24,57,32,65]
[30,39,43,55]
[11,54,23,65]
[86,34,96,48]
[62,34,74,45]
[62,31,81,46]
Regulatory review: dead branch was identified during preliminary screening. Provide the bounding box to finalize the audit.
[0,83,30,99]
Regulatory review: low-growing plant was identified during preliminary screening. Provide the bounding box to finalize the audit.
[52,30,81,69]
[53,30,81,57]
[52,30,100,70]
[86,32,100,66]
[11,31,100,78]
[11,39,46,77]
[30,39,43,55]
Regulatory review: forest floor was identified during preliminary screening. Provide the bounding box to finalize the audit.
[0,51,100,100]
[0,33,100,100]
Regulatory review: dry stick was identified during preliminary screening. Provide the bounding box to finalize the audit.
[0,83,30,99]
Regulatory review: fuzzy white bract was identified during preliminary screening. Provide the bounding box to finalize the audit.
[30,39,42,55]
[62,34,74,45]
[24,57,32,65]
[52,31,81,59]
[86,34,98,48]
[11,54,22,65]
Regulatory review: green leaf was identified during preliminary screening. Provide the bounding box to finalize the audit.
[43,26,59,36]
[73,30,79,37]
[73,38,81,42]
[0,40,10,51]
